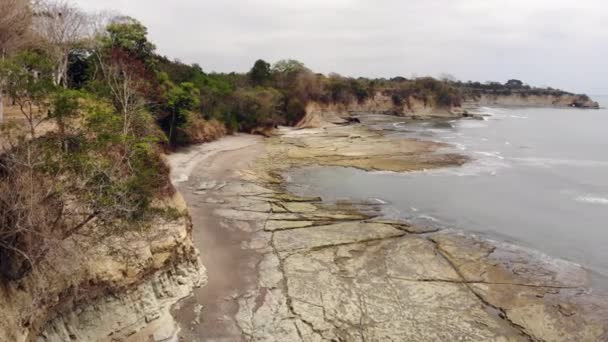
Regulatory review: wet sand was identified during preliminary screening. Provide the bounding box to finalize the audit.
[169,135,265,341]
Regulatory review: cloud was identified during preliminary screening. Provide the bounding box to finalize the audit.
[73,0,608,94]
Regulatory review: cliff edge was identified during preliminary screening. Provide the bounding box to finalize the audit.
[0,193,206,342]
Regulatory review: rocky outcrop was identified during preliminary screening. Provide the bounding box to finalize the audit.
[38,260,203,342]
[469,93,600,109]
[271,125,468,172]
[0,193,206,342]
[171,124,608,341]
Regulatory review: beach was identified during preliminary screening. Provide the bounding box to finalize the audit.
[168,121,608,341]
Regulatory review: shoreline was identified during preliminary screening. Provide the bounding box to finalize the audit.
[168,123,608,341]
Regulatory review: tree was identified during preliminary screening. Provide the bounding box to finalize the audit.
[102,16,156,63]
[95,48,151,136]
[0,0,33,123]
[272,59,307,74]
[50,88,82,148]
[166,82,199,145]
[248,59,271,86]
[33,0,89,87]
[1,51,56,138]
[0,0,32,55]
[505,79,524,88]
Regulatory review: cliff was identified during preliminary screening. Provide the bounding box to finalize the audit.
[468,93,600,109]
[0,193,206,342]
[297,91,599,128]
[298,92,463,128]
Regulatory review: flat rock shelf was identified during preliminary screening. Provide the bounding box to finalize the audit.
[169,126,608,342]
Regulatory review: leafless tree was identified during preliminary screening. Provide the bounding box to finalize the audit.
[87,10,118,40]
[0,0,32,55]
[95,49,149,136]
[33,0,89,87]
[0,133,96,280]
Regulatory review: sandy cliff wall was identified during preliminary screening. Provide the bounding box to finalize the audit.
[469,94,600,108]
[297,92,599,128]
[298,93,461,128]
[0,193,206,342]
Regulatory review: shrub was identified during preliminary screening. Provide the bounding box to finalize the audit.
[179,117,227,145]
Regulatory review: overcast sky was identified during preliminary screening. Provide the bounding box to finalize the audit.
[73,0,607,95]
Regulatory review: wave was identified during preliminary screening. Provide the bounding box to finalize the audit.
[370,198,388,204]
[474,107,503,116]
[454,143,467,151]
[457,121,488,129]
[418,214,440,223]
[512,157,608,168]
[415,156,510,177]
[575,196,608,205]
[474,151,505,160]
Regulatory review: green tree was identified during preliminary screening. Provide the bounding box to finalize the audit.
[166,82,200,145]
[272,59,307,74]
[505,79,524,88]
[50,88,83,149]
[1,51,56,138]
[248,59,271,86]
[103,17,156,62]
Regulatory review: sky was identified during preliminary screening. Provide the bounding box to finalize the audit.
[72,0,608,95]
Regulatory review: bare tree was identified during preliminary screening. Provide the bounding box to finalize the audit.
[96,49,149,136]
[87,10,118,40]
[0,0,33,123]
[33,0,88,87]
[0,136,99,279]
[0,0,32,55]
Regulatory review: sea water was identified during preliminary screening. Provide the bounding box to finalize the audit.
[287,96,608,280]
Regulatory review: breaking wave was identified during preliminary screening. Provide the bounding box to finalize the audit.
[512,157,608,168]
[575,196,608,205]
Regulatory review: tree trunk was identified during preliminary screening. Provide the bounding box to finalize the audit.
[169,110,176,146]
[0,93,4,124]
[1,51,4,123]
[54,54,69,88]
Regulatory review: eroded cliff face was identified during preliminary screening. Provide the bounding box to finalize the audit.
[297,92,599,128]
[470,93,600,109]
[0,193,206,342]
[298,93,462,128]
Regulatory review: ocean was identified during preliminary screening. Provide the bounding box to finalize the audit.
[287,96,608,282]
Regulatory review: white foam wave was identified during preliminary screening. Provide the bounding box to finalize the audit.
[418,214,440,222]
[575,196,608,205]
[475,151,504,160]
[458,121,487,129]
[512,157,608,168]
[371,198,388,204]
[475,107,503,116]
[454,143,467,151]
[416,157,510,177]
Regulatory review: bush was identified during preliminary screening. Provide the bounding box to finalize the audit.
[178,117,227,145]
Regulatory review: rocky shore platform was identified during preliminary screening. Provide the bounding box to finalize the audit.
[169,125,608,342]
